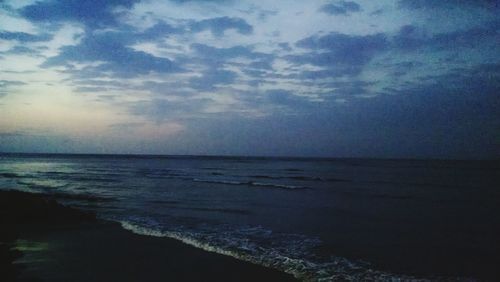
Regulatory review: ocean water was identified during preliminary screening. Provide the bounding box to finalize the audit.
[1,153,499,281]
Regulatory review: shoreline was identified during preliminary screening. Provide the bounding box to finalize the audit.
[0,190,296,282]
[2,187,499,281]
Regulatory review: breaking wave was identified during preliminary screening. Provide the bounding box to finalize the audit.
[118,219,424,282]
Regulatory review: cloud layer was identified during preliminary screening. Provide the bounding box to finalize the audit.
[0,0,498,158]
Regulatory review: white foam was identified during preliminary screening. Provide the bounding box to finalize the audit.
[119,221,424,282]
[193,178,308,190]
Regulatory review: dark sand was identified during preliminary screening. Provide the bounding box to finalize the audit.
[0,190,296,282]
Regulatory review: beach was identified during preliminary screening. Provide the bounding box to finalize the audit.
[0,190,296,282]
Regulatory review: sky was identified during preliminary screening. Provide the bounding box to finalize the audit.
[0,0,499,158]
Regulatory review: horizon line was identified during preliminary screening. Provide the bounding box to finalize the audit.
[0,151,498,162]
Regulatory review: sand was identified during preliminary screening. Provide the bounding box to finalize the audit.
[0,190,296,282]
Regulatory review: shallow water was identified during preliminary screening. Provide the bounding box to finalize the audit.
[1,154,499,280]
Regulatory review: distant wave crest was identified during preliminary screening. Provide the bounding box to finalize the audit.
[193,178,309,190]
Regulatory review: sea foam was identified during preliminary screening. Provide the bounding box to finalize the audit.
[119,220,424,282]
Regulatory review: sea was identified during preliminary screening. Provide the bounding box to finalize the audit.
[1,153,499,281]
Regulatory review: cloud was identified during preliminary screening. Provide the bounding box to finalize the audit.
[74,86,110,93]
[264,89,315,110]
[0,31,52,42]
[0,79,26,97]
[190,16,253,36]
[42,31,180,77]
[398,0,498,9]
[296,32,388,65]
[393,21,500,51]
[320,1,361,15]
[284,32,388,81]
[20,0,139,27]
[0,80,26,87]
[189,69,238,91]
[358,63,499,156]
[171,0,232,3]
[139,21,180,40]
[190,43,265,60]
[1,0,499,157]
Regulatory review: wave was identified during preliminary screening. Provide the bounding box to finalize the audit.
[288,176,322,181]
[201,167,228,171]
[284,168,304,172]
[1,172,22,178]
[326,178,350,182]
[119,221,424,281]
[147,200,250,214]
[250,175,348,183]
[250,175,282,179]
[251,182,308,190]
[49,192,116,202]
[60,176,121,183]
[169,206,251,215]
[193,179,308,190]
[16,180,69,190]
[148,200,181,204]
[9,186,116,202]
[252,175,320,181]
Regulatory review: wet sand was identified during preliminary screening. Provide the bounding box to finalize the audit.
[0,190,296,282]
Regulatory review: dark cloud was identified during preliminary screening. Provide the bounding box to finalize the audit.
[3,46,38,55]
[138,81,193,96]
[0,80,26,97]
[386,61,424,77]
[346,63,500,158]
[278,42,292,51]
[286,32,388,80]
[393,21,500,51]
[0,31,52,42]
[370,8,384,16]
[139,21,180,41]
[190,17,253,36]
[190,43,265,59]
[223,62,498,158]
[171,0,232,3]
[21,0,139,27]
[0,80,26,87]
[398,0,498,9]
[265,89,314,109]
[74,86,110,93]
[248,60,273,70]
[320,1,362,15]
[189,69,237,91]
[296,32,388,65]
[187,43,273,85]
[186,44,276,86]
[287,20,497,84]
[42,31,180,78]
[2,0,498,158]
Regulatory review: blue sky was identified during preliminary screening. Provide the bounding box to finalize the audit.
[0,0,498,158]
